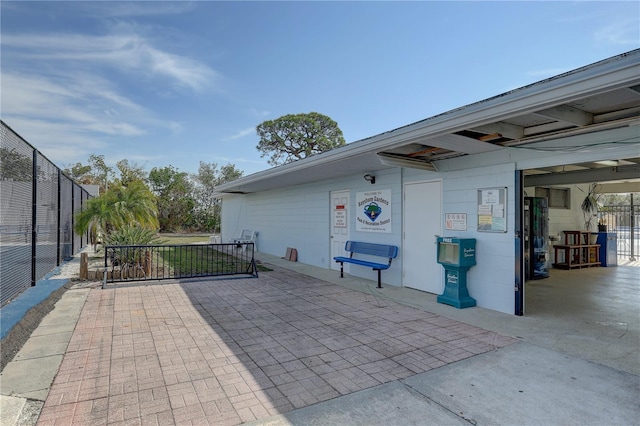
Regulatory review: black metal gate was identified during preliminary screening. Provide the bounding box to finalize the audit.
[103,242,258,287]
[598,202,638,261]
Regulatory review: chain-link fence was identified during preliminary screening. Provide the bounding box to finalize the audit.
[1,120,92,306]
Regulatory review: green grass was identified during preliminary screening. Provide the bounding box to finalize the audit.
[160,245,256,276]
[102,234,272,278]
[157,234,212,245]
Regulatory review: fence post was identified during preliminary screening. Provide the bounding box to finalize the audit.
[631,194,636,261]
[80,252,88,280]
[31,150,38,286]
[144,250,151,276]
[57,169,62,266]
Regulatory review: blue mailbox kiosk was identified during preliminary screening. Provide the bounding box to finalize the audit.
[436,237,477,309]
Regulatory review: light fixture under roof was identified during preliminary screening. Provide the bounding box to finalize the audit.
[595,160,619,166]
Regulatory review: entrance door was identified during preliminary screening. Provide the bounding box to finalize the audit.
[330,190,350,271]
[403,181,442,293]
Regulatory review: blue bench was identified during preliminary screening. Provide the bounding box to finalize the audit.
[333,241,398,288]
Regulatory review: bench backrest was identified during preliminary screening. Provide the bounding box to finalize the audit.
[345,241,398,259]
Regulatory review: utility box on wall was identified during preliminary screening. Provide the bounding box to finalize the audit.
[436,237,477,309]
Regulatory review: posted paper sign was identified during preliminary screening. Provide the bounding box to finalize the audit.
[445,213,467,231]
[333,206,347,228]
[477,187,507,232]
[356,189,391,233]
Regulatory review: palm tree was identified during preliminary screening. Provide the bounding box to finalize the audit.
[74,196,116,248]
[110,181,159,230]
[74,181,159,244]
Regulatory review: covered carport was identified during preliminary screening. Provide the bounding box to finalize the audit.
[215,50,640,320]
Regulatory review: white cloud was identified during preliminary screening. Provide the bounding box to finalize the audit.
[79,2,197,18]
[594,20,640,46]
[1,70,181,166]
[4,117,108,166]
[2,72,147,134]
[1,18,203,168]
[2,32,218,92]
[228,127,256,140]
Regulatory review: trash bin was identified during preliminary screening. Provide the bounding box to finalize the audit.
[597,232,617,267]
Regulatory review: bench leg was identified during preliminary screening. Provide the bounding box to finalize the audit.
[340,262,344,278]
[377,269,382,289]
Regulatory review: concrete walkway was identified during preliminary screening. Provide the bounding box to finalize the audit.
[1,253,639,425]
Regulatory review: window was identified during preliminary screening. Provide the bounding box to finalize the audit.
[535,187,570,209]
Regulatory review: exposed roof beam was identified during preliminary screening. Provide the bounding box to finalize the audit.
[524,164,640,186]
[417,133,503,154]
[471,122,525,140]
[377,152,438,171]
[594,105,640,123]
[535,105,593,126]
[523,121,576,136]
[599,182,640,193]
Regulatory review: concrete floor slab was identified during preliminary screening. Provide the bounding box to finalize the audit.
[259,252,640,376]
[248,380,468,426]
[402,342,640,425]
[36,290,89,326]
[13,333,72,360]
[29,323,77,336]
[0,355,63,400]
[3,252,638,425]
[36,269,517,425]
[0,395,26,426]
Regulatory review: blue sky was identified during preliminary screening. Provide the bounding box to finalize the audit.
[2,1,638,177]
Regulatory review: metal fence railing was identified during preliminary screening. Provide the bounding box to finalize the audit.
[103,243,258,287]
[599,204,638,261]
[1,120,92,306]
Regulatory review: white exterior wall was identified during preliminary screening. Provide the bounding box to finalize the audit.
[222,163,518,314]
[523,183,596,265]
[221,184,331,265]
[405,163,517,314]
[444,164,516,314]
[221,169,404,285]
[524,183,594,239]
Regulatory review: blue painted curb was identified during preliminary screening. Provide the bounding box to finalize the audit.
[0,266,70,340]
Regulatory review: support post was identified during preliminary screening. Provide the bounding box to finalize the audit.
[80,252,88,280]
[31,150,38,286]
[631,194,636,261]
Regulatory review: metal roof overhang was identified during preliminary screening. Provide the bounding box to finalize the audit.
[214,50,640,196]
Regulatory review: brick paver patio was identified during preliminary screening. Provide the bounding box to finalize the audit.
[38,267,517,425]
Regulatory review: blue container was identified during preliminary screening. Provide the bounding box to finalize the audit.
[596,233,617,267]
[437,237,476,267]
[436,237,476,309]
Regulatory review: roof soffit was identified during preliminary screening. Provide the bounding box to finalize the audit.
[215,50,640,195]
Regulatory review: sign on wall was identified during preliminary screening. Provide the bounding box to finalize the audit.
[356,189,392,233]
[333,205,347,228]
[445,213,467,231]
[477,187,507,232]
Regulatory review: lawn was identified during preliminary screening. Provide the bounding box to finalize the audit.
[100,233,271,280]
[160,244,256,277]
[157,234,213,245]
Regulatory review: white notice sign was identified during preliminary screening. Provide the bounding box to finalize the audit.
[333,206,347,228]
